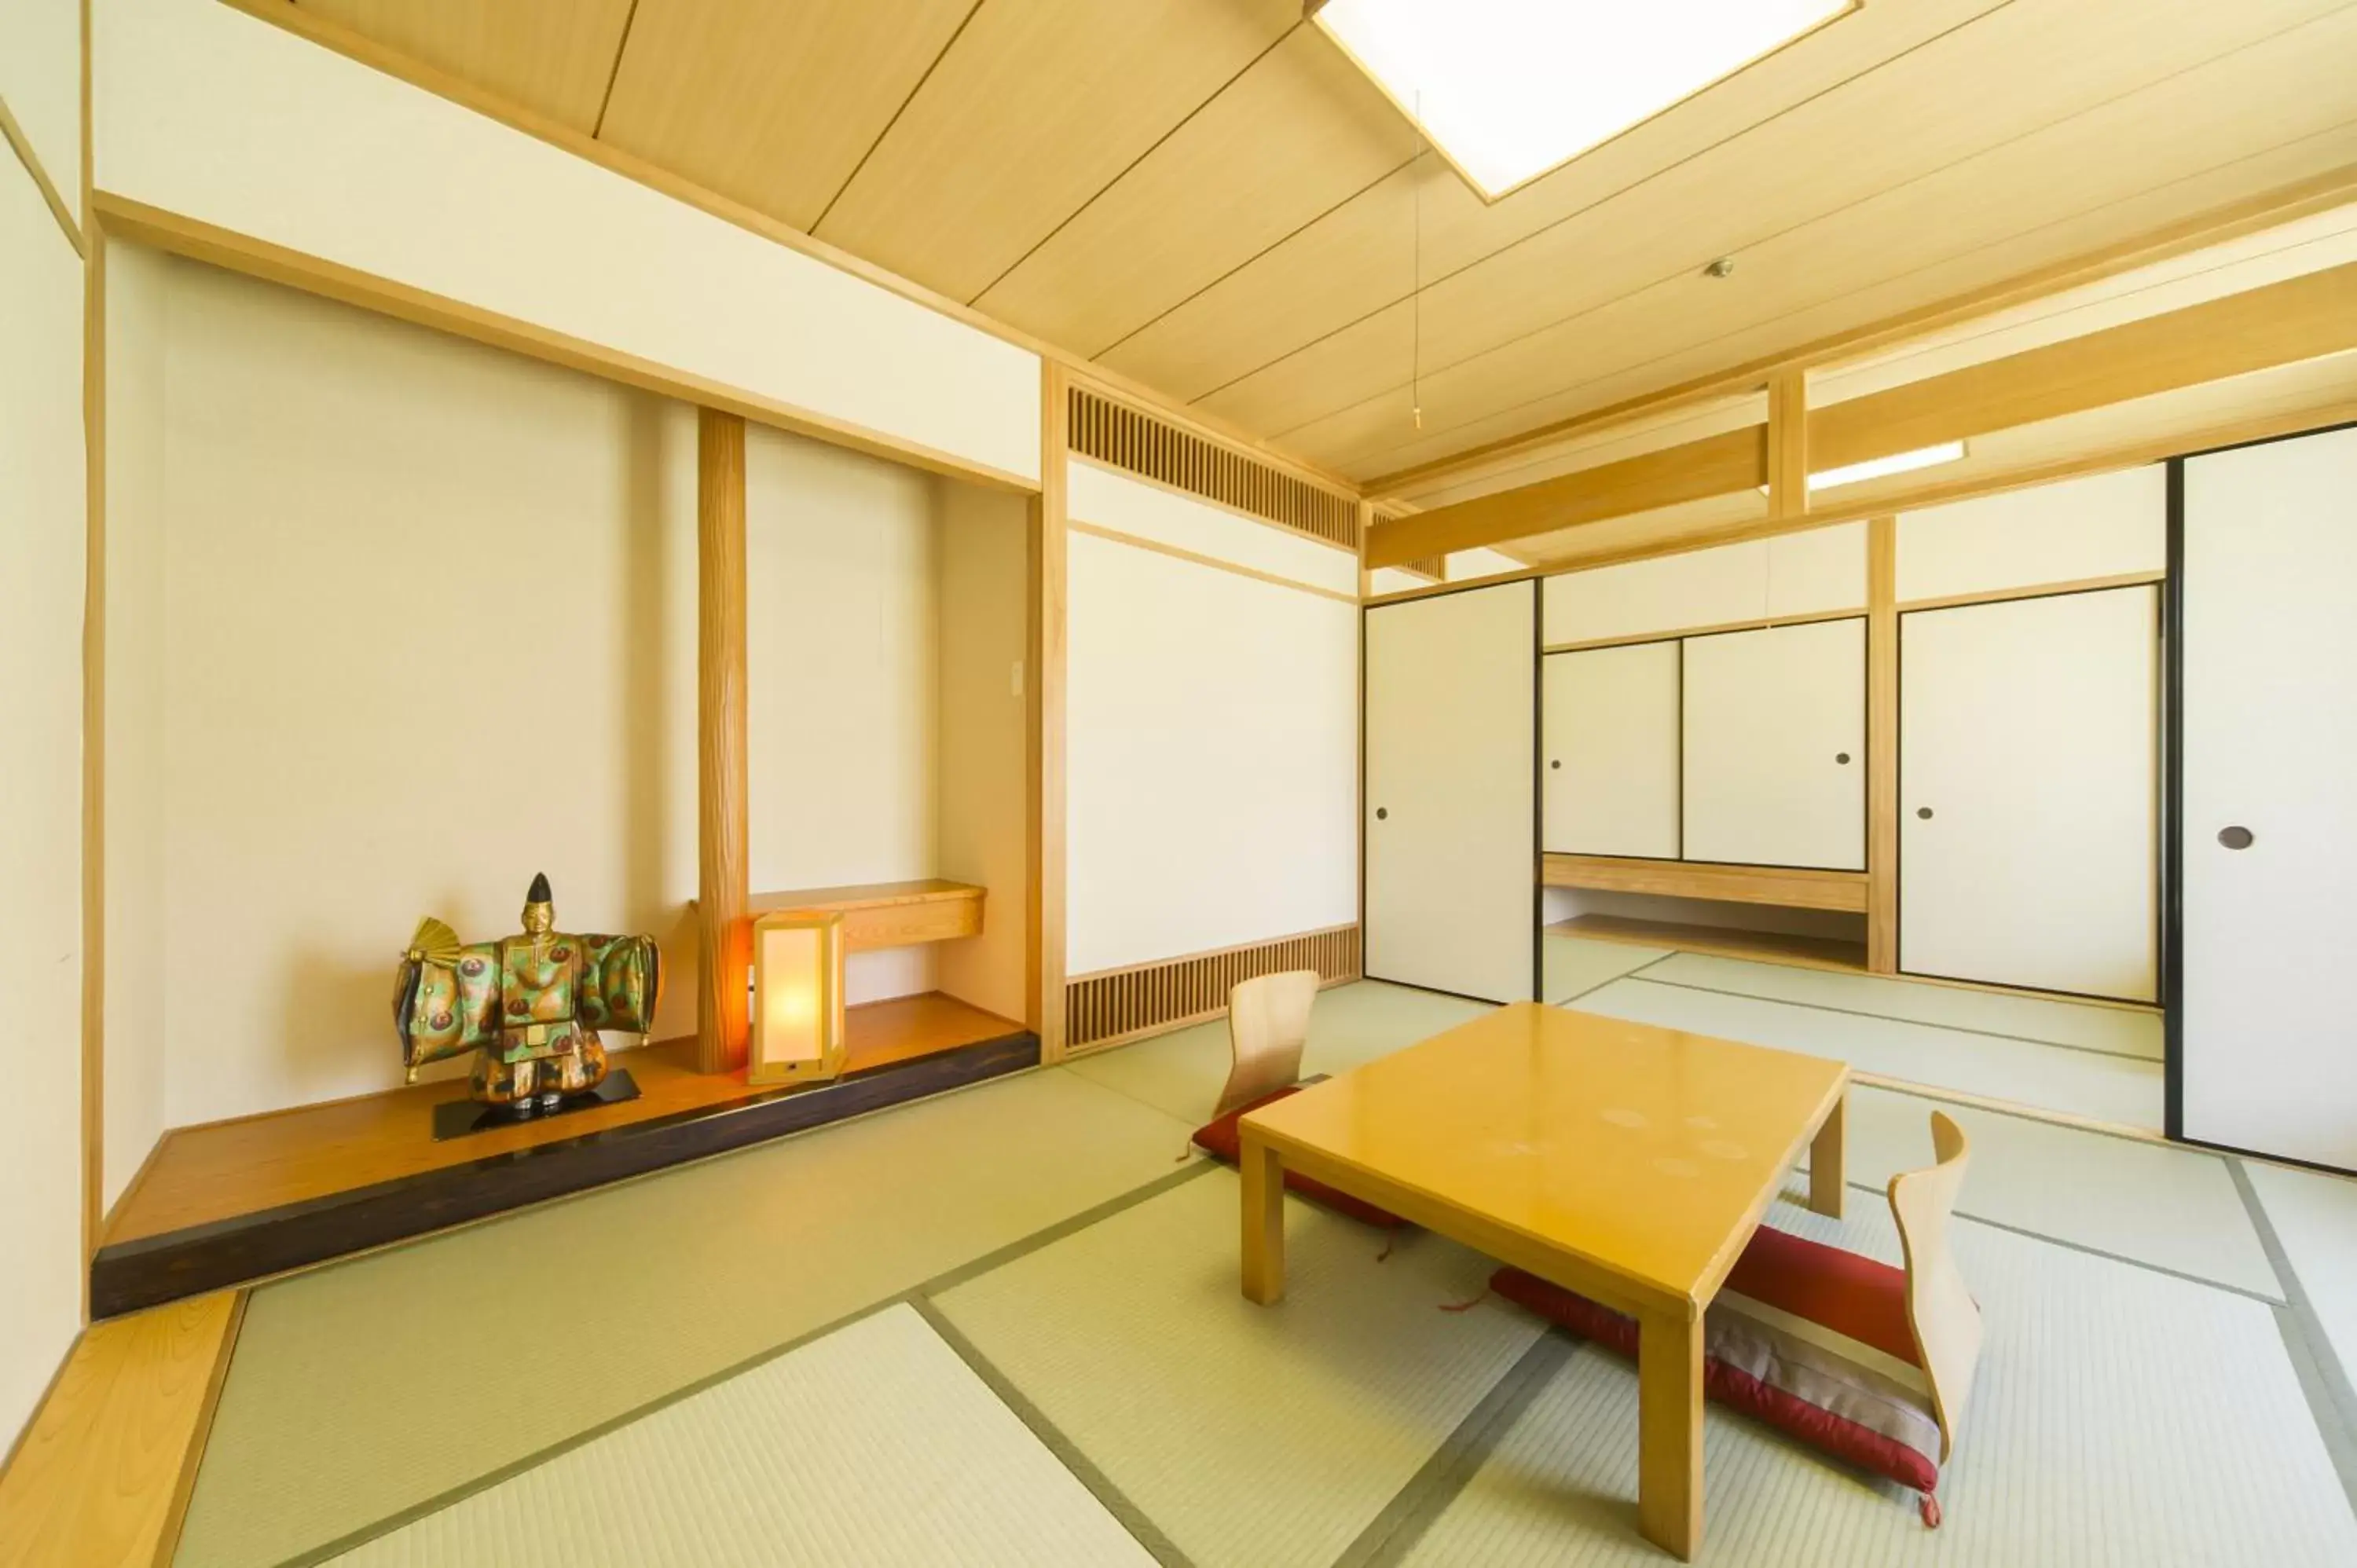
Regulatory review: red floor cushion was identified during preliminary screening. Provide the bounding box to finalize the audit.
[1193,1087,1406,1231]
[1492,1222,1943,1499]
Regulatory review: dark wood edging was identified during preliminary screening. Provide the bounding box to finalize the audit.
[90,1031,1040,1318]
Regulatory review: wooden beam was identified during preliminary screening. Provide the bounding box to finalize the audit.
[696,409,750,1075]
[1364,427,1762,569]
[0,1292,244,1568]
[1813,259,2357,471]
[1767,368,1808,522]
[1364,160,2357,498]
[1865,518,1898,975]
[1032,364,1069,1064]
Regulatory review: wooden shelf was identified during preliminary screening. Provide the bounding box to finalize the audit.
[93,992,1033,1317]
[747,877,984,951]
[1552,914,1868,974]
[1544,853,1868,913]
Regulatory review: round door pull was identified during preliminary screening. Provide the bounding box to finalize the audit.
[2218,825,2254,850]
[1916,807,1934,820]
[1376,808,1389,820]
[1549,760,1562,770]
[1835,752,1852,765]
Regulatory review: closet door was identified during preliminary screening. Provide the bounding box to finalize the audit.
[1681,618,1864,869]
[2181,426,2357,1170]
[1365,582,1535,1002]
[1542,643,1680,857]
[1900,586,2158,1000]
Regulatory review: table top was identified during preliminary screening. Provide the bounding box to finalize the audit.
[1241,1002,1847,1309]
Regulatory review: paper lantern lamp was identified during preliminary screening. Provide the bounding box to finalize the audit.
[749,910,846,1086]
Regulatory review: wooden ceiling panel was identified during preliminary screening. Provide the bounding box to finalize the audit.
[1204,0,2355,460]
[813,0,1301,305]
[596,0,977,231]
[293,0,635,132]
[975,27,1412,357]
[1096,0,2007,406]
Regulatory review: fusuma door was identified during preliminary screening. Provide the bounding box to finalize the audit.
[2180,425,2357,1170]
[1365,582,1535,1002]
[1681,618,1864,869]
[1542,643,1680,858]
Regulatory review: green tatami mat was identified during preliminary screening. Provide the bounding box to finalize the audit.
[1640,953,2163,1059]
[932,1170,1543,1568]
[1545,936,1670,1006]
[1402,1199,2357,1566]
[2246,1160,2357,1399]
[1803,1088,2278,1299]
[1570,978,2164,1130]
[329,1304,1153,1567]
[176,1068,1194,1568]
[1064,980,1494,1128]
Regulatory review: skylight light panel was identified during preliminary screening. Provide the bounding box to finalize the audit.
[1316,0,1855,200]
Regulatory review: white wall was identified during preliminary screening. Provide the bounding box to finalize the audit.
[0,0,82,232]
[93,0,1042,486]
[1896,465,2165,602]
[1543,522,1866,645]
[1446,547,1523,581]
[1065,464,1358,975]
[1068,458,1358,596]
[104,253,999,1134]
[0,118,88,1456]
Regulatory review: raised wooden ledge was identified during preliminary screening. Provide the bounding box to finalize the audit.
[1545,854,1870,913]
[748,878,985,951]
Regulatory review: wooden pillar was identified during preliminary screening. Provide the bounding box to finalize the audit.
[697,408,750,1073]
[1865,515,1900,973]
[1766,366,1809,521]
[82,216,107,1277]
[1032,365,1069,1064]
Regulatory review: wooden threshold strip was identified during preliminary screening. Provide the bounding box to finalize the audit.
[0,1291,244,1568]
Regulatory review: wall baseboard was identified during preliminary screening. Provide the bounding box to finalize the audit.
[1064,925,1362,1056]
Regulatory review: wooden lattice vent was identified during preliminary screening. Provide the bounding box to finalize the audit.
[1065,925,1362,1053]
[1068,386,1360,551]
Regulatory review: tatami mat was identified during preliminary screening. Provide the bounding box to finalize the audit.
[327,1304,1153,1567]
[175,1068,1196,1568]
[1805,1087,2278,1298]
[1640,953,2163,1059]
[1544,936,1671,1006]
[2247,1160,2357,1398]
[1570,978,2165,1130]
[932,1169,1544,1568]
[1399,1199,2357,1566]
[1064,979,1494,1129]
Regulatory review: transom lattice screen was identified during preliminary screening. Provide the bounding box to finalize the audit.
[1065,925,1362,1053]
[1068,386,1361,551]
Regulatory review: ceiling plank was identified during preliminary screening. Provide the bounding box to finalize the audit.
[977,25,1409,357]
[595,0,977,232]
[292,0,635,132]
[814,0,1302,303]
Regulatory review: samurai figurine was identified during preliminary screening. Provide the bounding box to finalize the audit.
[394,874,662,1113]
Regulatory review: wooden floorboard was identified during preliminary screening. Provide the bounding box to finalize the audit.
[0,1292,243,1568]
[105,991,1022,1247]
[1550,914,1871,974]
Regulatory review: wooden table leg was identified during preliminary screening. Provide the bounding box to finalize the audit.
[1637,1307,1703,1560]
[1240,1129,1285,1305]
[1809,1088,1847,1219]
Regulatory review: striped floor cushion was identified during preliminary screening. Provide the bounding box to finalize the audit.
[1492,1222,1944,1511]
[1192,1088,1406,1231]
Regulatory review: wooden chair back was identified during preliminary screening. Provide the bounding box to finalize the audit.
[1889,1110,1981,1461]
[1213,970,1320,1118]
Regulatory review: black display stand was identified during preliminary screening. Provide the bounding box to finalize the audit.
[431,1069,641,1141]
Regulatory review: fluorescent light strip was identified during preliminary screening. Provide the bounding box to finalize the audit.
[1317,0,1853,199]
[1809,441,1968,492]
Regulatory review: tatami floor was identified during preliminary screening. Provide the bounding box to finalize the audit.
[168,939,2357,1566]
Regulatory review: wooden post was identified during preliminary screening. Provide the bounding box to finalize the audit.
[1767,365,1809,521]
[1032,365,1069,1063]
[1865,516,1899,973]
[697,408,750,1074]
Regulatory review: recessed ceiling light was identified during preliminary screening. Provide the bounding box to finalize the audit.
[1317,0,1856,201]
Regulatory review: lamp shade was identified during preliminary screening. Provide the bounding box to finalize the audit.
[749,910,847,1086]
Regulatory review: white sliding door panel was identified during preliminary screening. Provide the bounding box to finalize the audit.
[1901,587,2159,1001]
[1681,619,1864,869]
[1542,645,1679,857]
[2182,426,2357,1170]
[1365,583,1536,1002]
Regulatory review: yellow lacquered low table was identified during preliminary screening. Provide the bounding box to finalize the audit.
[1237,1002,1849,1561]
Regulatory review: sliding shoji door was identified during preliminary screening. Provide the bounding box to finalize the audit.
[1365,582,1536,1002]
[1900,585,2159,1000]
[2179,424,2357,1171]
[1681,619,1865,869]
[1542,643,1681,857]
